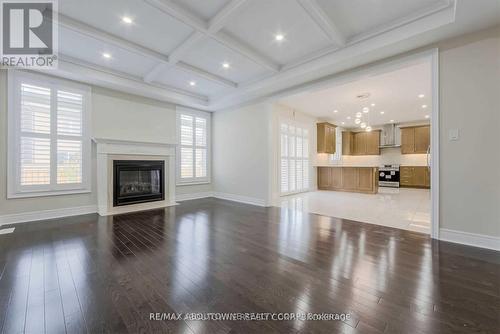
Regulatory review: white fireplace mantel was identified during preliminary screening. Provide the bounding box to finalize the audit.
[92,137,177,216]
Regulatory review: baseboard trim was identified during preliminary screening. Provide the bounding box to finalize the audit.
[176,191,214,202]
[440,228,500,251]
[0,205,98,226]
[212,192,267,207]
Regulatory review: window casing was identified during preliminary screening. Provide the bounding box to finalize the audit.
[176,108,210,185]
[280,122,310,195]
[7,71,91,198]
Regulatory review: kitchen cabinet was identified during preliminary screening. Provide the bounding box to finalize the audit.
[342,167,358,191]
[343,131,380,155]
[353,132,366,155]
[400,166,430,188]
[317,122,337,154]
[318,167,332,188]
[365,131,381,155]
[401,125,430,154]
[317,167,378,194]
[342,131,354,155]
[331,167,343,188]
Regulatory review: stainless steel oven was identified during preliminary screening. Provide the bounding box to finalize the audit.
[379,165,400,188]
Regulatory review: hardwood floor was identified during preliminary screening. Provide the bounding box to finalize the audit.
[0,198,498,334]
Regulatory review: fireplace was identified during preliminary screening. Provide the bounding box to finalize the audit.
[113,160,165,207]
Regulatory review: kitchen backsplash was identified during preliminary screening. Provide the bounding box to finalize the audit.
[316,147,427,166]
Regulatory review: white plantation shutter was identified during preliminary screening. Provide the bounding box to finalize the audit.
[280,122,310,195]
[177,108,210,184]
[19,83,51,186]
[8,71,91,198]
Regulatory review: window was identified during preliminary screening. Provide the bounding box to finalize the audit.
[7,71,91,198]
[280,123,310,195]
[176,108,210,184]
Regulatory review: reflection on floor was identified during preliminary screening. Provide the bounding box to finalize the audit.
[280,188,431,234]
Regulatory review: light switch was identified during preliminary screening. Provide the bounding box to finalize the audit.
[448,128,460,141]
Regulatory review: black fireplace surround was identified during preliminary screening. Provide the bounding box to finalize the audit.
[113,160,164,207]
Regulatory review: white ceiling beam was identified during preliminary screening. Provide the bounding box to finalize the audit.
[51,55,210,108]
[59,14,170,64]
[215,31,280,72]
[208,0,249,33]
[296,0,346,47]
[177,62,238,88]
[58,14,237,88]
[142,0,250,83]
[142,31,204,83]
[143,0,280,73]
[143,63,169,83]
[143,0,207,31]
[169,31,206,63]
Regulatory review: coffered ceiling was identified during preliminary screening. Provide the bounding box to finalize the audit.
[40,0,499,110]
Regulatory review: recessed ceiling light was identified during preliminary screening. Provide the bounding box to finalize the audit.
[418,94,425,98]
[371,103,375,107]
[347,116,351,120]
[275,34,284,41]
[122,16,133,24]
[189,81,196,86]
[422,104,428,109]
[102,52,112,59]
[390,119,395,123]
[366,126,372,132]
[425,115,430,119]
[355,112,362,118]
[333,110,338,113]
[222,62,230,69]
[360,122,367,129]
[355,118,361,125]
[380,111,385,115]
[363,107,369,113]
[341,122,345,125]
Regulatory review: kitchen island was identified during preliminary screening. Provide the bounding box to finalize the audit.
[317,166,379,194]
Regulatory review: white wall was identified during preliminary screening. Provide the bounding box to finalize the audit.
[212,103,272,205]
[92,87,177,144]
[438,27,500,237]
[0,71,212,219]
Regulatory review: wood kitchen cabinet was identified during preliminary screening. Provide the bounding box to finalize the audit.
[400,166,430,188]
[318,167,332,188]
[317,122,337,154]
[342,131,354,155]
[317,167,378,194]
[365,131,381,155]
[343,130,380,155]
[401,125,430,154]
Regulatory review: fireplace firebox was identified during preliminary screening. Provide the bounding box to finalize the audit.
[113,160,164,207]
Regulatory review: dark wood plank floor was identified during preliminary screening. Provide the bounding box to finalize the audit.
[0,198,499,334]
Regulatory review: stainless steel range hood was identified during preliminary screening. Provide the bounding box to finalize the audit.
[379,124,401,148]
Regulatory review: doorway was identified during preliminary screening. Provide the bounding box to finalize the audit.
[274,50,439,237]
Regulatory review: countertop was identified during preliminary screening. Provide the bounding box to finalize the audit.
[314,165,379,168]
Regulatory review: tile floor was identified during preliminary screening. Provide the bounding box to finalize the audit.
[279,188,431,234]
